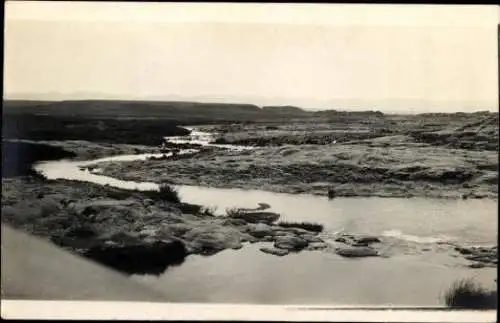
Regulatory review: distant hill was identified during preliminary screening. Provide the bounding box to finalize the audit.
[2,100,262,118]
[261,105,306,114]
[2,99,390,121]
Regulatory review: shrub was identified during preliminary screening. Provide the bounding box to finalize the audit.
[277,221,324,232]
[178,202,201,214]
[226,207,244,217]
[443,278,497,309]
[143,184,181,203]
[200,206,217,216]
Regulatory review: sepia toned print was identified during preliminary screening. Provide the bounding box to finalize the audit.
[1,2,498,321]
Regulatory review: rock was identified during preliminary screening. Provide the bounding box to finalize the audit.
[286,227,310,235]
[464,251,497,264]
[455,247,473,255]
[162,223,193,237]
[355,236,381,244]
[183,226,243,255]
[229,211,280,224]
[263,235,274,242]
[274,235,309,251]
[335,247,379,258]
[84,239,187,275]
[335,237,348,243]
[301,234,324,243]
[469,263,486,269]
[257,203,271,210]
[307,242,328,250]
[260,247,289,256]
[352,242,369,247]
[249,223,273,238]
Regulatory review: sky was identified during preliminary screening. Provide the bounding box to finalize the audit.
[3,2,500,112]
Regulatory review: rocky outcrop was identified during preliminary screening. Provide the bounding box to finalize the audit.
[330,233,382,258]
[273,235,309,251]
[306,242,329,251]
[182,226,244,255]
[455,245,497,268]
[248,223,274,238]
[334,234,381,247]
[228,210,280,224]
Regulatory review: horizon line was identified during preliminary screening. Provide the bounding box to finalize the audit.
[3,96,498,115]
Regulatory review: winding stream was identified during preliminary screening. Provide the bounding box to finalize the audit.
[33,126,497,306]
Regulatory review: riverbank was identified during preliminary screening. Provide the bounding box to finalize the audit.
[3,175,349,275]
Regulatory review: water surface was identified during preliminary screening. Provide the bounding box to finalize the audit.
[132,242,496,306]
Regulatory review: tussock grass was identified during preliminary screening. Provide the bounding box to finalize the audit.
[443,278,497,309]
[200,206,217,216]
[143,184,181,203]
[277,221,324,232]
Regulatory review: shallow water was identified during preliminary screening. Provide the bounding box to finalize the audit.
[177,185,497,246]
[32,126,498,305]
[132,242,496,306]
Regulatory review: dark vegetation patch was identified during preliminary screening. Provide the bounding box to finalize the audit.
[2,114,190,146]
[141,184,181,204]
[277,221,324,232]
[2,141,77,177]
[443,278,497,309]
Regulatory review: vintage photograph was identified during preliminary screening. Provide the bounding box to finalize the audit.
[1,1,498,320]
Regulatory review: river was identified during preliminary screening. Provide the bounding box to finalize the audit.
[33,126,497,306]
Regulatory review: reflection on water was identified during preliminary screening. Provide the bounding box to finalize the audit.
[132,242,496,306]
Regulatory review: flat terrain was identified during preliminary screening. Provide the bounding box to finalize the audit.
[96,115,498,199]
